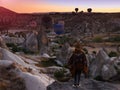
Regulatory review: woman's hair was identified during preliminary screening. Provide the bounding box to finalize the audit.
[74,42,83,54]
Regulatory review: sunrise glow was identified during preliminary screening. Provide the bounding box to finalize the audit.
[0,0,120,13]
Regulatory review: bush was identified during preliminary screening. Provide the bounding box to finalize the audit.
[108,36,120,42]
[93,36,103,43]
[21,48,34,54]
[6,43,16,47]
[6,43,34,54]
[108,51,118,57]
[41,60,58,67]
[55,36,70,44]
[54,69,65,78]
[6,43,19,52]
[94,75,104,81]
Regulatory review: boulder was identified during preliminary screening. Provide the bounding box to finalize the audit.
[25,32,38,52]
[0,36,8,49]
[89,49,110,78]
[89,49,118,80]
[0,48,27,67]
[0,60,14,67]
[101,64,117,80]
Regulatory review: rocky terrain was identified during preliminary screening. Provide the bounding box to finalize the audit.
[0,6,120,90]
[0,31,120,90]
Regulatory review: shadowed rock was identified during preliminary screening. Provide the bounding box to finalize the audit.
[47,79,119,90]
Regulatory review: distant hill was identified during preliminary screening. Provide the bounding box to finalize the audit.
[0,6,17,16]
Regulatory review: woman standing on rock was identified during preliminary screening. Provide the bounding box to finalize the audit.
[68,42,88,87]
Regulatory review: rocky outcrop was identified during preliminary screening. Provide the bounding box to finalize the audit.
[101,64,117,80]
[0,48,55,90]
[89,49,117,80]
[25,32,38,52]
[0,36,8,49]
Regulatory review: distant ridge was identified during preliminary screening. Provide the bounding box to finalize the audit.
[0,6,17,15]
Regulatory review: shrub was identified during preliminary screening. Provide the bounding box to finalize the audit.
[21,48,34,54]
[6,43,20,52]
[108,51,118,57]
[108,36,120,42]
[93,36,103,43]
[6,43,16,47]
[94,75,104,81]
[41,59,58,67]
[6,43,34,54]
[54,69,65,78]
[56,36,70,44]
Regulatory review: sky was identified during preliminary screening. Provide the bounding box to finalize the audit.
[0,0,120,13]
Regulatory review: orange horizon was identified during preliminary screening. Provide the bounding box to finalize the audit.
[0,0,120,13]
[2,5,120,13]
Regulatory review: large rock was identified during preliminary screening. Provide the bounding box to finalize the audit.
[0,47,27,67]
[0,48,55,90]
[89,49,110,78]
[59,43,73,64]
[0,60,14,67]
[89,49,117,80]
[101,64,117,80]
[0,36,8,49]
[25,32,38,52]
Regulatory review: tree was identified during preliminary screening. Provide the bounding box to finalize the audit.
[75,8,79,13]
[87,8,92,13]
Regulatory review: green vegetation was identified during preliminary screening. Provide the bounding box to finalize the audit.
[6,43,34,54]
[94,75,104,81]
[108,51,118,57]
[92,36,103,43]
[40,59,58,67]
[55,36,70,44]
[54,69,65,78]
[107,36,120,42]
[54,68,69,82]
[51,45,60,50]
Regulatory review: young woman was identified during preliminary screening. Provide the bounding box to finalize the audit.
[68,42,88,87]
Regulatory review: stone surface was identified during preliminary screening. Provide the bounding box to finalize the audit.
[89,49,117,80]
[47,79,119,90]
[101,64,117,80]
